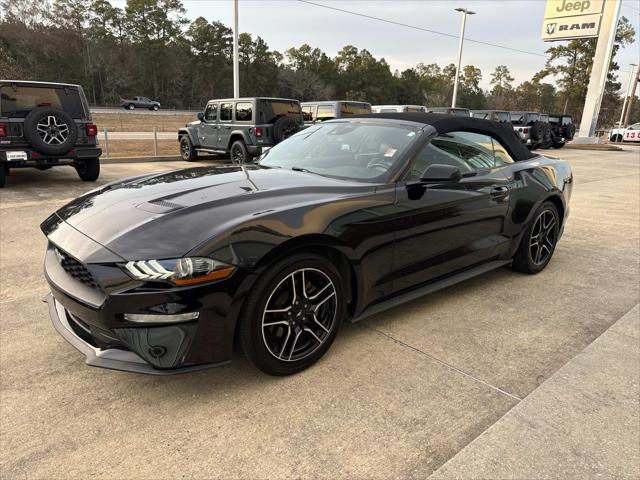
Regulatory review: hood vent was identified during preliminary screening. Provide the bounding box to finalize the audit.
[136,198,186,214]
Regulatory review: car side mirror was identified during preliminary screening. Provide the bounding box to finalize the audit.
[420,164,462,183]
[197,112,205,121]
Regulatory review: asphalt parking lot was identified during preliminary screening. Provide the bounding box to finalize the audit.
[1,147,639,478]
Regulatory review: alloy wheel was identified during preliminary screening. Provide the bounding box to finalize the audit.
[529,209,557,266]
[36,115,69,145]
[261,268,337,362]
[231,145,244,164]
[181,140,190,159]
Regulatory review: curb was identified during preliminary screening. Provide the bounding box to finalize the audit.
[564,144,623,151]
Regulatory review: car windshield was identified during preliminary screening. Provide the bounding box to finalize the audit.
[259,121,420,181]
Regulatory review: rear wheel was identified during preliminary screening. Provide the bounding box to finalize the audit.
[75,157,100,182]
[512,201,559,274]
[610,134,623,143]
[128,103,135,110]
[239,253,345,375]
[230,140,249,164]
[0,165,6,188]
[179,136,197,161]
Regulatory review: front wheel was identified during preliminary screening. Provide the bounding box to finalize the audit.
[512,201,560,274]
[179,136,197,161]
[239,253,345,375]
[75,157,100,182]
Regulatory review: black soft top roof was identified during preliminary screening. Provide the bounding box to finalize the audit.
[351,112,535,161]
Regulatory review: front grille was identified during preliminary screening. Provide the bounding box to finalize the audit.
[55,247,100,290]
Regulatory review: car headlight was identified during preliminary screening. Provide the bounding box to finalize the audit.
[123,257,235,285]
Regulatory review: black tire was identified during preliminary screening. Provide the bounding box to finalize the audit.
[552,142,565,149]
[23,107,78,156]
[128,103,135,110]
[272,116,299,143]
[512,201,560,274]
[530,121,545,142]
[0,165,6,188]
[75,157,100,182]
[150,105,159,111]
[230,140,249,164]
[565,123,576,140]
[610,134,623,143]
[179,136,197,161]
[239,253,345,375]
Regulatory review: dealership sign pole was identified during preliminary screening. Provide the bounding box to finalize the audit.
[541,0,621,142]
[232,0,240,98]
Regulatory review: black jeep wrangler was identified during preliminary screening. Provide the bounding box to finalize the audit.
[178,97,303,164]
[0,80,101,188]
[548,114,576,148]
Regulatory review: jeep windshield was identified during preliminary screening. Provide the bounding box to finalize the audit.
[510,113,540,125]
[259,121,420,181]
[0,85,86,118]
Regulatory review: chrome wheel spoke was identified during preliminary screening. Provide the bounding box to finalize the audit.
[304,327,322,344]
[288,330,302,360]
[279,327,292,359]
[312,314,330,334]
[313,290,336,312]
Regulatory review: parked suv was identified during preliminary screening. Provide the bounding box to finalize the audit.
[178,97,303,164]
[0,80,101,188]
[426,107,471,117]
[301,101,372,126]
[471,110,511,124]
[509,111,545,149]
[548,114,575,148]
[372,105,426,113]
[120,96,161,111]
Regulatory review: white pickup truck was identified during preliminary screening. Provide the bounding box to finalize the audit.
[609,122,640,142]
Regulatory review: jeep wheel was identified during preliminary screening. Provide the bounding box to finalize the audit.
[0,166,6,188]
[75,158,100,182]
[230,140,249,164]
[273,116,299,143]
[179,136,197,161]
[23,107,78,156]
[128,103,135,110]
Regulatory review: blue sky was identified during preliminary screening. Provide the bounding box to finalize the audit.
[115,0,640,90]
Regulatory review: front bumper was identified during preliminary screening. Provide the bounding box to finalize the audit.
[45,294,226,375]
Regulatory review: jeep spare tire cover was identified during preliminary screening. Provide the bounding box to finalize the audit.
[273,116,299,143]
[23,107,78,155]
[530,121,545,141]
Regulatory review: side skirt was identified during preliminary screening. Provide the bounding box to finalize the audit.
[352,260,512,323]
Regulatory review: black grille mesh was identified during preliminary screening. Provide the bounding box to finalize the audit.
[55,247,100,289]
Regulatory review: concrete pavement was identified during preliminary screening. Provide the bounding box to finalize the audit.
[0,147,638,478]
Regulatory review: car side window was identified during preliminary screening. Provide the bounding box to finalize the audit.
[220,103,232,122]
[235,102,252,121]
[492,138,515,166]
[316,105,335,121]
[406,131,496,180]
[204,103,217,121]
[302,106,314,121]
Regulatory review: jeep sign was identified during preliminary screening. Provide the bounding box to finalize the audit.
[542,13,602,41]
[543,0,604,19]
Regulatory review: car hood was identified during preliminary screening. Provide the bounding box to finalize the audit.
[53,165,375,261]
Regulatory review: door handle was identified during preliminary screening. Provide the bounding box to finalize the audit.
[490,186,510,199]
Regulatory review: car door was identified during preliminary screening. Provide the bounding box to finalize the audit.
[392,131,511,291]
[217,102,233,149]
[197,102,218,148]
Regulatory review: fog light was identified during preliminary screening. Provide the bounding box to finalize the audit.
[124,312,199,323]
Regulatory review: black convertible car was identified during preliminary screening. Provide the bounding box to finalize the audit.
[42,113,572,375]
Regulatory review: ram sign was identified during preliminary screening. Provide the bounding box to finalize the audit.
[541,0,604,41]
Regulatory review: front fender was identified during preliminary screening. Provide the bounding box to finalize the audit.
[178,127,199,147]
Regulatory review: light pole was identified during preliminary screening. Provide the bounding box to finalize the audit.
[451,7,475,108]
[618,63,637,129]
[232,0,239,98]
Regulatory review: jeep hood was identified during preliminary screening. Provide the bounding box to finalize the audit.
[50,165,374,261]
